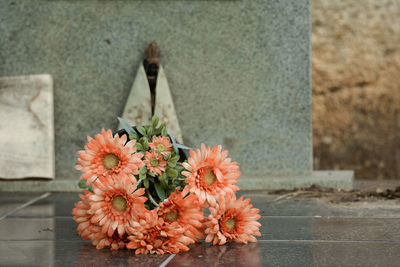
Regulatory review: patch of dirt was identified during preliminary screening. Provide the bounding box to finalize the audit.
[269,184,400,204]
[312,0,400,179]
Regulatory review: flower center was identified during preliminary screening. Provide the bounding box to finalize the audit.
[225,218,236,230]
[203,169,216,185]
[150,158,159,167]
[156,144,165,152]
[111,195,127,211]
[165,211,178,222]
[103,154,119,170]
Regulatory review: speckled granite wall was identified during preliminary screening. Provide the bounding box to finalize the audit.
[0,0,311,180]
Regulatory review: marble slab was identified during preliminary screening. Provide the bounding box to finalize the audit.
[119,64,183,143]
[0,74,54,179]
[118,65,152,129]
[154,65,183,143]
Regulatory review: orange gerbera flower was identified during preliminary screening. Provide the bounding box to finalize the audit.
[181,144,240,207]
[75,129,144,185]
[144,151,167,175]
[149,136,172,157]
[204,194,261,245]
[89,227,130,250]
[157,192,205,243]
[88,174,148,238]
[126,211,193,254]
[72,191,95,240]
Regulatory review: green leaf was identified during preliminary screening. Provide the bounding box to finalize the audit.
[152,115,159,128]
[78,180,87,189]
[161,126,167,136]
[168,155,179,167]
[143,179,149,189]
[87,185,93,193]
[137,126,146,136]
[167,168,178,179]
[117,117,138,136]
[129,133,138,140]
[168,161,176,168]
[135,143,143,151]
[154,128,162,135]
[154,123,166,135]
[147,126,154,137]
[142,139,149,150]
[158,173,166,183]
[159,173,169,188]
[154,183,166,201]
[139,166,147,174]
[139,173,147,180]
[147,171,156,177]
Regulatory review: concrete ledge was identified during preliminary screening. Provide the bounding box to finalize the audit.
[0,171,353,192]
[0,179,80,192]
[238,171,354,190]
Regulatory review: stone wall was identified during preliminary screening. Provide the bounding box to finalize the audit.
[1,0,312,180]
[312,0,400,179]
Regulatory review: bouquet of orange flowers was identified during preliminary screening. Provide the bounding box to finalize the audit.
[72,116,261,254]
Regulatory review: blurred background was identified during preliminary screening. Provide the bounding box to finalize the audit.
[312,0,400,180]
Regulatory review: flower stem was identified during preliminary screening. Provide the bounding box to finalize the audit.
[147,190,159,207]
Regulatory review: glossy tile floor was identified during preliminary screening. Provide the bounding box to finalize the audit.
[1,191,400,267]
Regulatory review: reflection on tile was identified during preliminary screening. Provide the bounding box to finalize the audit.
[74,244,170,267]
[0,192,42,218]
[313,218,400,241]
[312,241,400,267]
[171,242,263,267]
[260,217,400,241]
[10,202,55,217]
[0,240,54,267]
[0,218,55,240]
[259,241,400,267]
[258,241,314,267]
[2,240,400,267]
[12,192,79,217]
[0,217,97,242]
[238,192,400,218]
[2,192,400,266]
[260,217,313,240]
[55,217,82,241]
[0,240,172,267]
[237,192,336,217]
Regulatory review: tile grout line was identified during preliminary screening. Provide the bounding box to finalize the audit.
[258,239,400,243]
[259,215,400,219]
[159,254,176,267]
[0,192,51,221]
